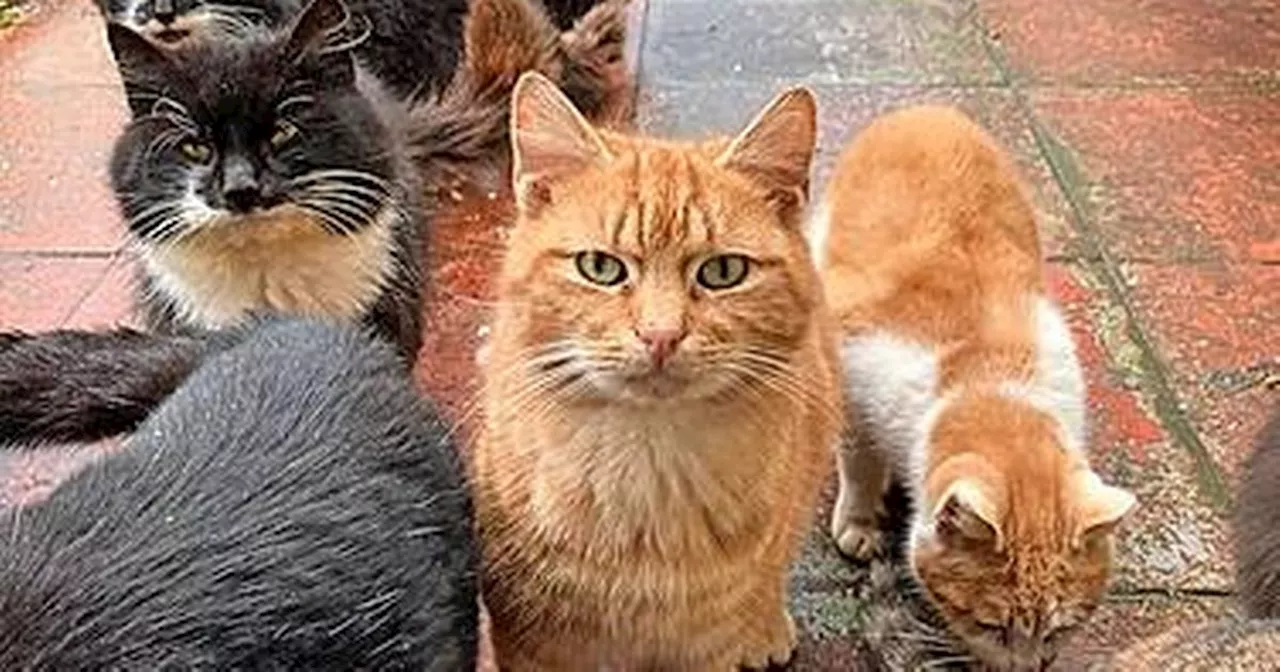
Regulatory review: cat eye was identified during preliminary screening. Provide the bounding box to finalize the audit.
[179,140,212,164]
[575,251,628,286]
[270,120,299,148]
[695,254,750,290]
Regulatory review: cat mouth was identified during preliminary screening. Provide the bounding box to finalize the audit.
[152,28,191,43]
[139,20,192,44]
[617,371,691,400]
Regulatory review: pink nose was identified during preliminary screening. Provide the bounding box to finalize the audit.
[637,328,685,368]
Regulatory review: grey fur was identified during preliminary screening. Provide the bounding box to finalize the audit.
[0,319,478,669]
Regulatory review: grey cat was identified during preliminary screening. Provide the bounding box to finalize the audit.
[0,318,478,669]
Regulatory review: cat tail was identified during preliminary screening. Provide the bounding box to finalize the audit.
[405,0,631,186]
[0,326,242,447]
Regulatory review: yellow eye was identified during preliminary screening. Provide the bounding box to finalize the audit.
[695,254,749,290]
[270,120,298,148]
[179,141,212,164]
[574,251,628,286]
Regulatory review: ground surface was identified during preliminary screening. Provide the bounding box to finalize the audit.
[1,0,1277,668]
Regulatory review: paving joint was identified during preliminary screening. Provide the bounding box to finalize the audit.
[967,3,1232,511]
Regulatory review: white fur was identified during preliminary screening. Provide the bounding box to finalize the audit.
[140,205,397,328]
[840,332,938,480]
[841,296,1088,544]
[122,0,147,25]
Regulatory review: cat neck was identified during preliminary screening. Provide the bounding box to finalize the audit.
[484,383,798,559]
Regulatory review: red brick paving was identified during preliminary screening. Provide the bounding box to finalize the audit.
[980,0,1280,85]
[2,0,1278,666]
[1031,89,1280,264]
[0,0,126,253]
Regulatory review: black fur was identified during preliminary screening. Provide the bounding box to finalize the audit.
[107,0,425,363]
[1235,405,1280,619]
[98,0,467,100]
[540,0,604,29]
[0,326,242,446]
[0,319,478,669]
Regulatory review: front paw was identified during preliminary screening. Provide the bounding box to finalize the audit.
[831,513,885,562]
[737,612,797,670]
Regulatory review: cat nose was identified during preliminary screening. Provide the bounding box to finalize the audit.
[637,328,685,368]
[151,0,177,25]
[221,158,261,213]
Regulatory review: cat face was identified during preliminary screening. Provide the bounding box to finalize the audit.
[910,399,1136,671]
[98,0,298,44]
[496,73,820,405]
[107,0,395,244]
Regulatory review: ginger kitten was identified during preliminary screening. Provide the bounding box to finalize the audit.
[472,72,842,669]
[814,105,1136,670]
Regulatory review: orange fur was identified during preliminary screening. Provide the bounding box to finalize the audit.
[472,73,841,670]
[817,106,1135,670]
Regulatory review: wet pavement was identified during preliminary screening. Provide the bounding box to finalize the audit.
[1,0,1277,667]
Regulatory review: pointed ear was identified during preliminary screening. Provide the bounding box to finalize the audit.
[715,87,817,214]
[107,22,176,118]
[510,71,613,214]
[933,479,1003,551]
[283,0,355,86]
[1074,471,1137,544]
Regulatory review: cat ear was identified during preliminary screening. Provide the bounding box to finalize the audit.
[1073,470,1137,544]
[510,71,613,213]
[932,479,1003,551]
[283,0,356,86]
[106,23,176,118]
[715,87,817,213]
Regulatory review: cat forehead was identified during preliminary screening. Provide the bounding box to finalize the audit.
[537,142,790,251]
[157,34,302,98]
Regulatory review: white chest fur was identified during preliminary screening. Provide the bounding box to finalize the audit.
[840,296,1087,469]
[140,206,396,329]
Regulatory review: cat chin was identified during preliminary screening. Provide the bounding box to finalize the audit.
[585,370,727,405]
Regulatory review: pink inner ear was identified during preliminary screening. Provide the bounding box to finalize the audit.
[932,478,1003,550]
[511,73,612,200]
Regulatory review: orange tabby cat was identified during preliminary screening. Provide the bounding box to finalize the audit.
[471,72,842,670]
[813,105,1137,670]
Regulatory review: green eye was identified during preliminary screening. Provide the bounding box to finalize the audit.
[696,254,750,290]
[574,251,628,286]
[270,120,298,148]
[179,140,212,164]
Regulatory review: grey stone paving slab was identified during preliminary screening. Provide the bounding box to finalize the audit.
[638,0,999,87]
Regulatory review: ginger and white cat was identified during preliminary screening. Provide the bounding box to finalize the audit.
[471,72,842,669]
[813,105,1136,670]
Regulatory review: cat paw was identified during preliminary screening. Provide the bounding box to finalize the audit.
[737,612,797,670]
[832,517,885,562]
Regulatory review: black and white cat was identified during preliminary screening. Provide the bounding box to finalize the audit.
[0,318,478,669]
[104,0,627,366]
[107,0,428,362]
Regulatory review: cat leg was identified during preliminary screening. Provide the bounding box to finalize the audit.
[830,430,891,561]
[735,586,798,669]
